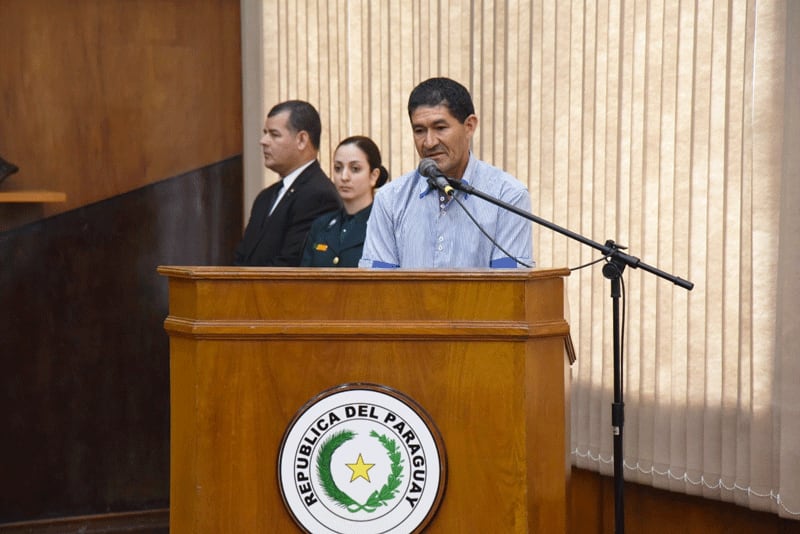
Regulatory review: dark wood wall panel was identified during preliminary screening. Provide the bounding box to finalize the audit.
[569,468,800,533]
[0,157,242,524]
[0,0,242,231]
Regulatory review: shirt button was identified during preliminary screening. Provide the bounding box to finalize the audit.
[333,257,340,265]
[437,245,443,251]
[438,236,444,242]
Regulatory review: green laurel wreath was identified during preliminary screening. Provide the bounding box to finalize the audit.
[316,429,404,513]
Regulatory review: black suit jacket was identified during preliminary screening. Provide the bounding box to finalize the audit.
[234,160,342,266]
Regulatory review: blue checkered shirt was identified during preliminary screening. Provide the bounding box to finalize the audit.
[359,154,535,268]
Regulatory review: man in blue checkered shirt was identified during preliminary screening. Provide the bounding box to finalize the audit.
[359,77,534,269]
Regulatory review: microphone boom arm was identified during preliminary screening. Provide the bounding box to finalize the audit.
[446,178,693,290]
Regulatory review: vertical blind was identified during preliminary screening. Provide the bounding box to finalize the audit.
[245,0,800,519]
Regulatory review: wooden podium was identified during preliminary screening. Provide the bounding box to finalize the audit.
[159,267,572,533]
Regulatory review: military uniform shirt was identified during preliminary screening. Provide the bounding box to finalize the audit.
[300,205,372,267]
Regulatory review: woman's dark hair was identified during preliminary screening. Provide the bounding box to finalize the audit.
[336,135,391,188]
[407,77,475,123]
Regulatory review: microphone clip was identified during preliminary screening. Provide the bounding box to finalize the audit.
[418,158,455,197]
[427,176,455,197]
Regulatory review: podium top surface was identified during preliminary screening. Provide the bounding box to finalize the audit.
[157,266,570,281]
[158,266,571,341]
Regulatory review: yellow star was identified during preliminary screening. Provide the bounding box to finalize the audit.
[346,453,375,482]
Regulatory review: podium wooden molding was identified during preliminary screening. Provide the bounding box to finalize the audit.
[159,266,572,533]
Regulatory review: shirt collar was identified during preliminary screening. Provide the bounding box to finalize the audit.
[281,159,316,190]
[417,153,475,199]
[341,204,372,223]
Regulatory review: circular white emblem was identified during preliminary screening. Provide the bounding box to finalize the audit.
[278,383,447,533]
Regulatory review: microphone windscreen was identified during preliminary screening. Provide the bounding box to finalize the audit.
[418,158,440,178]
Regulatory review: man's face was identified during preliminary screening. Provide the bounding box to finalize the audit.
[260,111,302,177]
[411,105,477,179]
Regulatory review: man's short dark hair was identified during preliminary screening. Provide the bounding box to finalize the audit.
[268,100,322,149]
[407,77,475,123]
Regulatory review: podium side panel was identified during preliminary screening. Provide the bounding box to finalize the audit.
[526,336,569,532]
[170,337,198,533]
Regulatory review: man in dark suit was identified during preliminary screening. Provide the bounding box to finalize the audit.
[235,100,342,266]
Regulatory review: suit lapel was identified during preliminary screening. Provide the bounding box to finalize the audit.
[261,182,283,225]
[268,161,321,219]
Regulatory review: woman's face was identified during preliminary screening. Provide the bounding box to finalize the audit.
[332,143,379,207]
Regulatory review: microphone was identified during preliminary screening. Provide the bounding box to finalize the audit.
[418,158,455,196]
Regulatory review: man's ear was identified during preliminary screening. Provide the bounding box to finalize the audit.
[296,130,311,150]
[464,114,478,138]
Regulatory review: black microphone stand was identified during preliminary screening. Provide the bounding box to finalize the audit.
[446,177,693,533]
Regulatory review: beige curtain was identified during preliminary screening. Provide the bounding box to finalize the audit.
[243,0,800,519]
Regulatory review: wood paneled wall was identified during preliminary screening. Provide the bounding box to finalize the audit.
[0,0,242,231]
[0,158,242,525]
[0,0,243,528]
[570,468,800,533]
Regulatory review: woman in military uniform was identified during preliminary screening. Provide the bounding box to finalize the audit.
[300,136,390,267]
